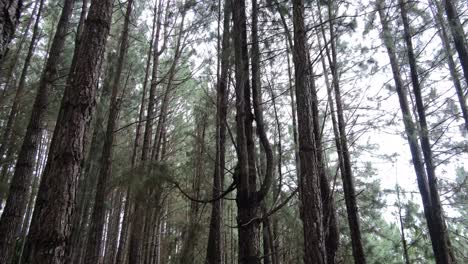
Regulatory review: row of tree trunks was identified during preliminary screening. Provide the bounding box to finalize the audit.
[0,0,74,262]
[22,0,115,262]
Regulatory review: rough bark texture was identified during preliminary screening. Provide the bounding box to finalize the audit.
[292,0,326,263]
[84,0,133,262]
[399,1,454,263]
[23,0,114,262]
[0,0,22,63]
[0,0,74,262]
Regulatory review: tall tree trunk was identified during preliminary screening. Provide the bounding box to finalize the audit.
[377,2,448,264]
[0,1,36,107]
[0,0,43,202]
[206,0,230,262]
[0,0,74,262]
[443,0,468,86]
[317,0,367,262]
[0,0,23,63]
[292,0,326,263]
[232,0,261,262]
[399,1,454,263]
[429,0,467,129]
[84,0,133,262]
[23,0,114,262]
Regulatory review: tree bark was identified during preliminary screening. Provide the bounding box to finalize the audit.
[292,0,326,263]
[0,0,74,262]
[23,0,114,262]
[0,0,23,63]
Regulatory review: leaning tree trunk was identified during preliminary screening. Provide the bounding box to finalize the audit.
[443,0,468,86]
[399,1,454,263]
[84,0,133,262]
[318,0,367,262]
[377,2,445,263]
[0,0,43,202]
[0,0,23,63]
[23,0,114,262]
[429,0,468,129]
[0,0,74,262]
[292,0,326,263]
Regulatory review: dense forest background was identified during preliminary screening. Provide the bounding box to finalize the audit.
[0,0,466,263]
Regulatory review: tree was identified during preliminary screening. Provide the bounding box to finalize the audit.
[23,0,114,262]
[0,0,23,63]
[292,0,326,262]
[84,0,133,262]
[206,0,231,263]
[0,0,75,262]
[398,0,454,262]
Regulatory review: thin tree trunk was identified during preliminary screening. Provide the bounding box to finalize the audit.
[443,0,468,86]
[23,0,114,262]
[317,0,367,262]
[206,0,230,262]
[376,2,444,264]
[0,0,43,202]
[429,0,467,129]
[0,0,74,262]
[396,184,411,264]
[399,1,454,263]
[0,0,23,63]
[84,0,133,262]
[0,2,36,107]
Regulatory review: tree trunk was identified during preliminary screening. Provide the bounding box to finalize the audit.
[292,0,326,263]
[0,0,43,202]
[429,0,467,129]
[232,0,262,262]
[443,0,468,86]
[377,2,448,264]
[84,0,133,262]
[0,0,23,63]
[206,1,231,262]
[23,0,114,262]
[317,0,367,262]
[398,1,454,263]
[0,0,74,262]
